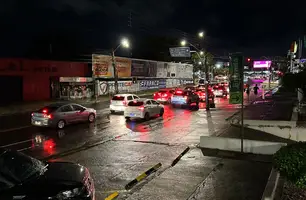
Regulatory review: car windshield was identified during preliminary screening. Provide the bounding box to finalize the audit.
[112,96,125,101]
[128,101,144,106]
[38,105,61,113]
[0,150,47,190]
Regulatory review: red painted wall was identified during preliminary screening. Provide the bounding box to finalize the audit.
[0,59,89,101]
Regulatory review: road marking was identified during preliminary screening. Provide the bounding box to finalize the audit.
[104,191,119,200]
[0,125,32,133]
[0,139,33,148]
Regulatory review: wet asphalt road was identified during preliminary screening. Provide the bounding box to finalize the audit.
[0,93,273,200]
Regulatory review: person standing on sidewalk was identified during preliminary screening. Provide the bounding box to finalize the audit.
[246,84,250,101]
[253,84,259,95]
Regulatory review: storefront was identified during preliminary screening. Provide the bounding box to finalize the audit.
[59,77,94,100]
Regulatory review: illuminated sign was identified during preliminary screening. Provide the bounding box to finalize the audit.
[253,61,271,68]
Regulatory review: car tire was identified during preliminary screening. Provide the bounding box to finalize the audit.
[57,120,66,129]
[125,117,130,121]
[88,113,95,123]
[159,108,164,116]
[144,112,150,121]
[110,110,115,114]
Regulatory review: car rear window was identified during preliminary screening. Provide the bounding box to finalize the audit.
[128,101,144,106]
[38,105,60,113]
[112,96,125,101]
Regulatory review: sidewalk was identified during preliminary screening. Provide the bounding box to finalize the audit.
[126,148,271,200]
[0,90,157,116]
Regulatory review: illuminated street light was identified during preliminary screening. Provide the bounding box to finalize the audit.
[180,40,187,46]
[121,38,129,48]
[200,51,204,55]
[198,31,204,38]
[198,62,202,65]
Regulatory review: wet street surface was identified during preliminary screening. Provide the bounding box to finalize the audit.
[0,94,272,199]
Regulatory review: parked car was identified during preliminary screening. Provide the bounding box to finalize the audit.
[31,103,96,129]
[153,89,175,103]
[0,148,95,200]
[213,85,228,97]
[124,99,164,121]
[110,94,140,114]
[171,90,199,108]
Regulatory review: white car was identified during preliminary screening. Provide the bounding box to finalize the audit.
[110,94,140,114]
[124,99,164,121]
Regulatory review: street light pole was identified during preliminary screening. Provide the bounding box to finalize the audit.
[112,48,119,94]
[204,52,210,110]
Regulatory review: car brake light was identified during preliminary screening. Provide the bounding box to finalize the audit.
[138,106,144,110]
[43,114,52,119]
[184,96,188,100]
[176,90,183,94]
[31,113,34,116]
[153,93,156,96]
[42,109,47,113]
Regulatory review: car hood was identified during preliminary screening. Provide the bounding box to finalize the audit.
[5,162,88,199]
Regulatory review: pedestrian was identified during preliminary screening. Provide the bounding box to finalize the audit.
[253,84,259,95]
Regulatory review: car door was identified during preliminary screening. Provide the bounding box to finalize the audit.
[150,100,160,114]
[58,105,77,124]
[72,104,87,122]
[145,100,153,114]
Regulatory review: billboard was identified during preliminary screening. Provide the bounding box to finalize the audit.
[92,54,131,78]
[146,61,157,77]
[131,60,146,76]
[156,62,167,78]
[253,61,272,69]
[176,64,193,78]
[169,47,191,57]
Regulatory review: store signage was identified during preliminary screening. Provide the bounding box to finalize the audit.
[229,53,243,104]
[60,77,93,82]
[169,47,191,57]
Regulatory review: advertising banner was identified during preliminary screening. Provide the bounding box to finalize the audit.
[229,53,243,104]
[156,62,167,78]
[92,54,131,78]
[176,64,193,78]
[97,80,136,95]
[168,63,177,78]
[92,54,112,78]
[139,80,159,90]
[253,61,271,69]
[131,60,146,76]
[158,79,167,88]
[147,61,157,77]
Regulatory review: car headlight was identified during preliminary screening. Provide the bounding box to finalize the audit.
[56,188,82,199]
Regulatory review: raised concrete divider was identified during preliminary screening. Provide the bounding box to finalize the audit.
[200,136,286,155]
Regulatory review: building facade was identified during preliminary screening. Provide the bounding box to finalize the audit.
[0,58,90,104]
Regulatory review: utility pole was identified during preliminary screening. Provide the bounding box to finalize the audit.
[112,49,119,94]
[204,52,210,110]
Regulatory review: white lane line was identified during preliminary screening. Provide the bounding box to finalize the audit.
[0,139,33,148]
[0,125,32,133]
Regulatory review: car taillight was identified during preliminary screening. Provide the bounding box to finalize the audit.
[163,93,168,97]
[153,93,156,96]
[176,91,183,94]
[42,109,48,113]
[43,114,52,119]
[123,101,127,106]
[31,113,34,116]
[138,106,144,110]
[184,96,188,100]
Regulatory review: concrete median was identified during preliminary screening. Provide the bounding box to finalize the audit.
[199,136,286,155]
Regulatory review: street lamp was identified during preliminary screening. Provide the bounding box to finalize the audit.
[200,51,204,56]
[180,40,187,46]
[112,38,130,94]
[198,31,204,38]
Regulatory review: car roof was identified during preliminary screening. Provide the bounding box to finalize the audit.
[47,102,68,107]
[114,94,135,96]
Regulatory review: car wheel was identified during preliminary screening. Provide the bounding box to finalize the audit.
[88,113,95,123]
[159,108,164,116]
[57,120,66,129]
[144,112,150,121]
[110,110,115,114]
[125,117,130,121]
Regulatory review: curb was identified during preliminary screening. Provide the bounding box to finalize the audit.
[261,168,284,200]
[42,133,127,161]
[104,191,119,200]
[171,147,190,167]
[125,163,162,190]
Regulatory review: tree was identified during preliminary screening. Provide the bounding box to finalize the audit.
[191,51,214,72]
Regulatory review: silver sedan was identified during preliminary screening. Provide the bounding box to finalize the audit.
[31,103,96,129]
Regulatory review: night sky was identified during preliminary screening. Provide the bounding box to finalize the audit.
[1,0,306,59]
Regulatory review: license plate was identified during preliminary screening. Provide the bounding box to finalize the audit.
[130,113,136,117]
[35,121,41,125]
